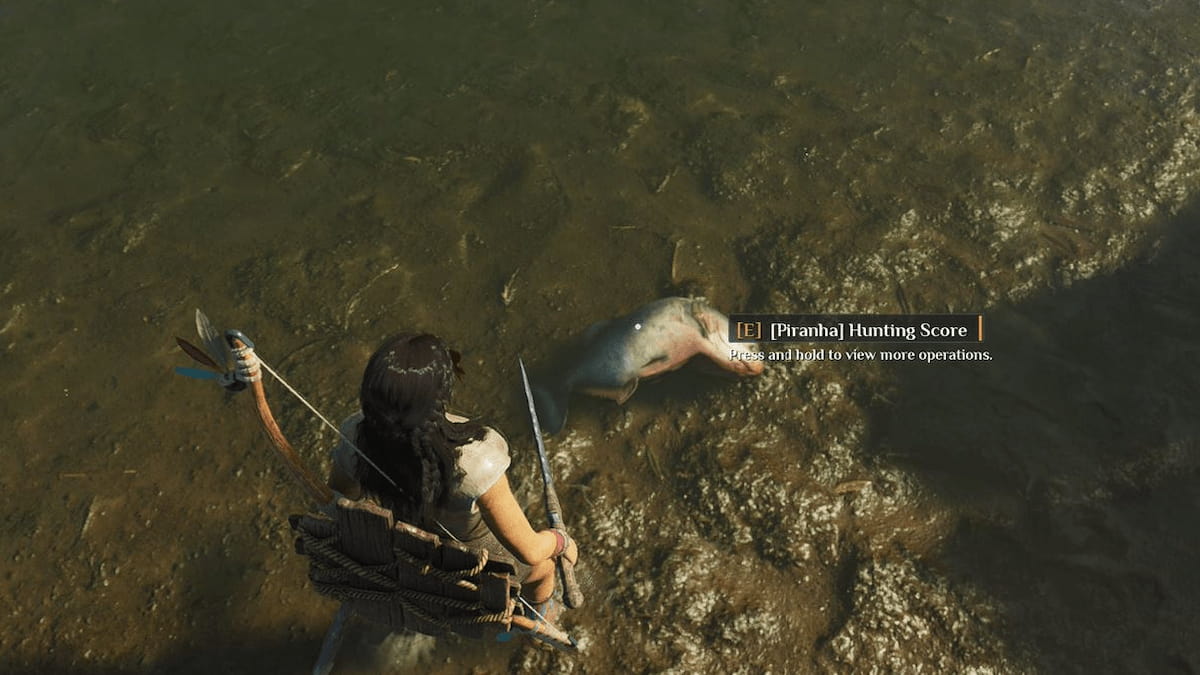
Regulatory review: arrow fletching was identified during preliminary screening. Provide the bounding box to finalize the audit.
[174,366,221,381]
[195,308,230,371]
[175,336,222,370]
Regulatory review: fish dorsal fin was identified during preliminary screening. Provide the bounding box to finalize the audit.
[687,299,712,337]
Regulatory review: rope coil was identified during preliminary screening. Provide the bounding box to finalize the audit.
[232,345,262,383]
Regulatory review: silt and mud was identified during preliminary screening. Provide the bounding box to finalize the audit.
[2,1,1200,673]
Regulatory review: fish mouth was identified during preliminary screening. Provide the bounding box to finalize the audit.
[707,341,765,376]
[740,358,765,375]
[724,353,764,376]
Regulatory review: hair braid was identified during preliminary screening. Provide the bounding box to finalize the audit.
[411,407,447,521]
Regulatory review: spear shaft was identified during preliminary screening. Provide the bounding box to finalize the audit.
[519,359,583,609]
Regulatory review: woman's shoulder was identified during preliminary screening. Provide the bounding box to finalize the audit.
[450,420,511,499]
[342,411,365,434]
[445,412,507,451]
[331,412,366,476]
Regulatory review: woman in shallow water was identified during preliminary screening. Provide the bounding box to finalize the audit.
[326,333,578,621]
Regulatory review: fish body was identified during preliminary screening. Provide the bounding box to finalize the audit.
[532,297,763,434]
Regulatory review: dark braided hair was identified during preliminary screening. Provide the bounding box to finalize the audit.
[355,334,486,522]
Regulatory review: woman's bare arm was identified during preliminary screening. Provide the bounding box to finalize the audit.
[477,475,563,565]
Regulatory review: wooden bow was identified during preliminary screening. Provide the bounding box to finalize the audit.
[227,332,334,505]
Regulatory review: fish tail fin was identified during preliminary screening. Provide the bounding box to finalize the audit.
[532,378,570,435]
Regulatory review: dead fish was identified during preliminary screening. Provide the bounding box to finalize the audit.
[532,297,763,434]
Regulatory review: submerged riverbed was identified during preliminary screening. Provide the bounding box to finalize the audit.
[2,1,1199,672]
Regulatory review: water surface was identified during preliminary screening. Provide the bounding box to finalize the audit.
[2,1,1199,672]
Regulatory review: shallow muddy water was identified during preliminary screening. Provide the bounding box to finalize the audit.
[3,1,1200,673]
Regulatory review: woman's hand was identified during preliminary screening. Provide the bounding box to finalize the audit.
[546,528,579,566]
[562,535,578,566]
